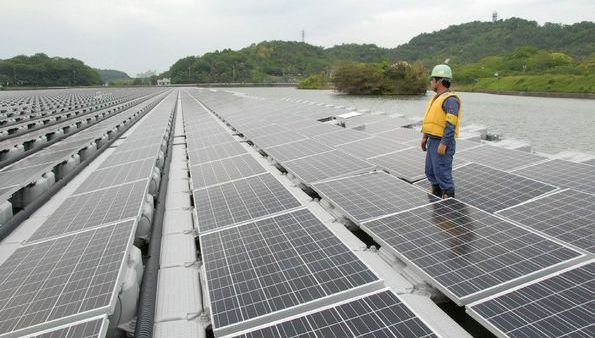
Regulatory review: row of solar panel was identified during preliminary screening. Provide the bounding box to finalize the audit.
[181,90,451,337]
[0,91,178,337]
[194,89,593,338]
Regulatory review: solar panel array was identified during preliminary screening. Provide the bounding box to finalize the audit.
[416,163,558,213]
[497,189,595,254]
[233,290,439,338]
[312,172,439,223]
[190,153,266,190]
[0,90,177,337]
[468,262,594,338]
[512,159,595,195]
[182,88,593,337]
[362,199,583,304]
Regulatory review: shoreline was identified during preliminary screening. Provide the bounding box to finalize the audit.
[458,89,595,99]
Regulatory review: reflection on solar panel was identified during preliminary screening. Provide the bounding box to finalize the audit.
[74,157,155,194]
[512,159,595,195]
[250,131,308,148]
[336,137,410,160]
[497,189,595,254]
[416,163,558,213]
[376,127,421,143]
[362,199,582,304]
[312,129,371,147]
[295,123,342,137]
[99,144,160,169]
[193,173,302,233]
[312,172,439,223]
[283,150,375,184]
[190,153,266,189]
[468,262,594,338]
[28,180,147,241]
[265,139,334,162]
[234,290,438,338]
[201,209,381,336]
[187,141,247,165]
[457,145,547,171]
[29,316,107,338]
[0,221,134,337]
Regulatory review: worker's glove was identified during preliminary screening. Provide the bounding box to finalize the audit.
[437,142,447,155]
[421,137,427,152]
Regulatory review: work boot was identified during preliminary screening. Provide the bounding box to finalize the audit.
[430,185,442,197]
[442,190,455,199]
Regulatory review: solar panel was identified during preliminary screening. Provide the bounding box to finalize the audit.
[512,159,595,195]
[28,180,148,242]
[233,290,439,338]
[497,189,595,254]
[355,117,417,133]
[468,262,594,338]
[361,199,583,305]
[200,209,381,336]
[193,173,302,233]
[312,172,439,223]
[456,145,548,171]
[0,220,134,337]
[99,144,160,169]
[416,163,558,213]
[250,131,308,148]
[190,153,266,189]
[312,129,371,147]
[295,123,342,137]
[282,150,375,184]
[264,139,334,162]
[583,158,595,166]
[336,136,411,160]
[29,316,107,338]
[368,147,467,183]
[187,141,247,165]
[186,133,237,149]
[74,157,155,194]
[0,164,49,191]
[376,127,421,143]
[5,149,75,170]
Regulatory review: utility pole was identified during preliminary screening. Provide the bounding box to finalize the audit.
[301,30,305,43]
[188,65,191,83]
[72,69,76,86]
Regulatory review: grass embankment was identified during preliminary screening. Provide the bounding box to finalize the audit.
[458,74,594,94]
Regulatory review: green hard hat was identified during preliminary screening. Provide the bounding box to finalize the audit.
[431,64,452,79]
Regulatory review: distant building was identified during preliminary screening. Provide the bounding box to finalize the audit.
[157,78,171,86]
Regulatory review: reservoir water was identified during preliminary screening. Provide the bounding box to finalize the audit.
[231,87,595,155]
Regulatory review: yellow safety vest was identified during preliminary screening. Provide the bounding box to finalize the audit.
[421,91,462,138]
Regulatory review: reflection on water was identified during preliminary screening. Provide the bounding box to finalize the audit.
[231,87,595,154]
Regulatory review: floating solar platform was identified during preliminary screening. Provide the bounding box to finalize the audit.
[28,316,107,338]
[312,172,439,223]
[200,209,382,336]
[312,129,371,147]
[231,289,439,338]
[468,261,594,338]
[361,199,584,305]
[4,149,76,171]
[456,145,548,171]
[282,150,375,184]
[336,136,410,160]
[99,144,161,169]
[497,189,595,254]
[190,153,266,190]
[512,159,595,195]
[376,127,421,143]
[187,141,247,165]
[193,173,302,233]
[74,157,155,194]
[416,163,558,213]
[0,220,135,338]
[28,179,148,242]
[264,139,334,162]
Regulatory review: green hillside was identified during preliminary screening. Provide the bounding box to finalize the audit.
[0,53,101,87]
[95,68,131,83]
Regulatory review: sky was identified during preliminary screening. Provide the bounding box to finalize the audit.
[1,0,593,76]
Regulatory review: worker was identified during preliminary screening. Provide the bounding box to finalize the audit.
[420,64,461,199]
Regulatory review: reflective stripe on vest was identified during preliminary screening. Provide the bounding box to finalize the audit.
[421,91,462,138]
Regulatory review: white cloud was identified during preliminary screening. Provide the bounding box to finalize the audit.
[0,0,592,75]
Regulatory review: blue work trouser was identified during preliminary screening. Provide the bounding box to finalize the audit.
[425,137,455,193]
